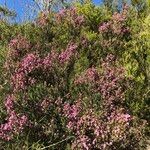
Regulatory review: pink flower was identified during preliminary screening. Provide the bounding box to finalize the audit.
[5,95,14,114]
[42,51,57,70]
[75,15,85,26]
[40,98,51,111]
[59,43,78,63]
[85,67,98,81]
[99,22,110,32]
[20,53,40,74]
[0,110,28,141]
[11,71,26,91]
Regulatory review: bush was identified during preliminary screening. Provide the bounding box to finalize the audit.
[0,2,149,149]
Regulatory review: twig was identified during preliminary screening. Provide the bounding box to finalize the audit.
[41,136,74,150]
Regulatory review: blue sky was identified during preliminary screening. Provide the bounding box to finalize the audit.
[0,0,39,22]
[0,0,102,22]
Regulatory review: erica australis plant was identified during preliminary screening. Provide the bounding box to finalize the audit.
[0,2,148,150]
[0,95,28,141]
[64,55,146,150]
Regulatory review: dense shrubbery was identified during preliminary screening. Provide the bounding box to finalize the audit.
[0,2,149,150]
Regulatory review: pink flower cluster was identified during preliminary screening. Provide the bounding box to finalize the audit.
[39,98,52,111]
[109,111,131,124]
[71,110,101,150]
[20,53,41,74]
[99,5,130,35]
[65,104,113,150]
[10,50,58,91]
[9,40,77,92]
[64,101,132,150]
[74,67,99,85]
[85,67,99,81]
[69,7,85,27]
[59,43,78,63]
[0,111,28,141]
[0,95,28,141]
[11,68,36,92]
[56,7,85,27]
[11,71,27,91]
[99,22,111,33]
[99,55,125,108]
[42,51,58,70]
[73,15,85,27]
[106,110,132,143]
[4,95,14,114]
[64,102,132,150]
[63,100,81,131]
[64,101,98,149]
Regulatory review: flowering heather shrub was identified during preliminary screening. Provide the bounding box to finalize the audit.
[99,55,125,109]
[64,55,146,150]
[11,70,36,92]
[98,4,131,57]
[0,95,28,141]
[0,36,79,147]
[10,53,40,91]
[0,2,148,150]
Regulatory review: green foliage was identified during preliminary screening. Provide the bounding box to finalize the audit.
[0,6,16,17]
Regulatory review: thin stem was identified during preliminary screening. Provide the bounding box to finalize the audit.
[41,136,75,150]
